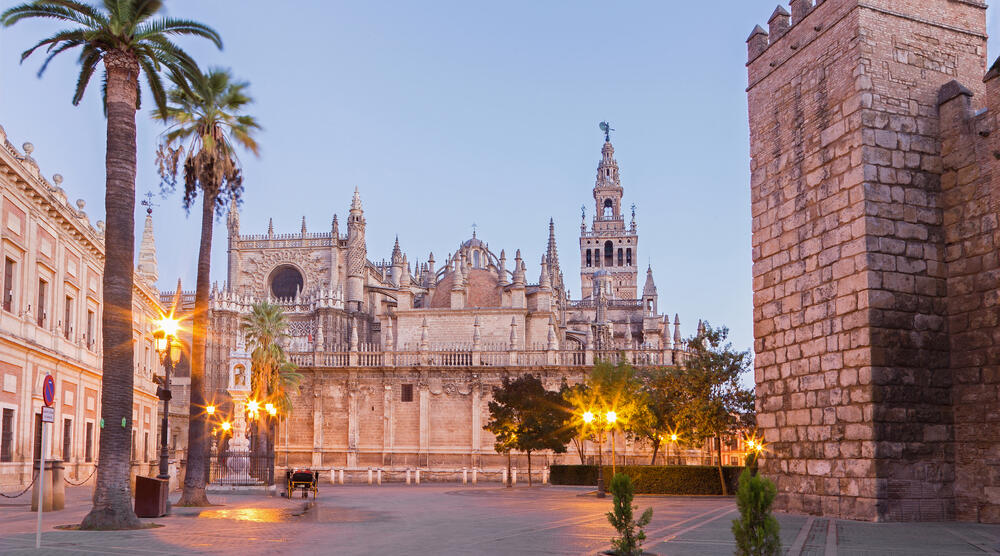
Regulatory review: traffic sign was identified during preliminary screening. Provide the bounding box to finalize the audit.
[42,375,55,407]
[41,406,54,423]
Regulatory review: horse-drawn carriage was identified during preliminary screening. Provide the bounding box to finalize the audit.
[285,469,319,499]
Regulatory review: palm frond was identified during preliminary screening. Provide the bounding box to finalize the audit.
[135,17,222,48]
[72,46,102,106]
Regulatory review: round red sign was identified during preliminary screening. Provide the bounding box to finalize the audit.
[42,375,55,407]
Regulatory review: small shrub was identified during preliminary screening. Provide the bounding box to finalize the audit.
[731,459,781,556]
[607,473,653,556]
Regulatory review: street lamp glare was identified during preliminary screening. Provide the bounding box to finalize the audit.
[248,400,260,413]
[606,411,617,423]
[670,433,678,442]
[582,411,594,424]
[156,316,180,338]
[265,403,276,416]
[221,421,231,431]
[206,405,216,415]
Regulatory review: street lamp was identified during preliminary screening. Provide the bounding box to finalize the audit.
[220,421,231,432]
[669,433,679,465]
[153,316,181,487]
[581,411,605,498]
[606,411,618,476]
[206,405,216,416]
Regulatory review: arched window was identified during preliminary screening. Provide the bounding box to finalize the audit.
[269,265,303,298]
[603,198,614,218]
[586,250,592,267]
[473,251,481,268]
[626,248,632,266]
[604,241,613,266]
[594,248,601,267]
[617,248,623,266]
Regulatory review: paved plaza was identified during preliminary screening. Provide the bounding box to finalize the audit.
[1,484,999,555]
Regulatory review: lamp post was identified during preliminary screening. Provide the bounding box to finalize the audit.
[265,403,277,486]
[153,316,181,486]
[670,433,678,466]
[606,411,617,477]
[582,411,604,498]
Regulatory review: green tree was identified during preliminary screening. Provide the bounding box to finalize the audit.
[606,473,653,556]
[1,0,221,529]
[154,68,260,506]
[732,451,781,556]
[671,322,754,495]
[241,301,301,407]
[634,366,682,465]
[588,359,650,466]
[485,374,574,486]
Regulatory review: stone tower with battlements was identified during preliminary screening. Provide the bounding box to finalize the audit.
[580,139,639,300]
[747,0,992,522]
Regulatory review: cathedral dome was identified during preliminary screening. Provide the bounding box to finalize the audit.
[429,268,501,308]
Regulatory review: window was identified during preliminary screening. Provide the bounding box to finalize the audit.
[63,418,72,460]
[617,248,623,266]
[401,384,414,403]
[33,413,42,462]
[2,258,14,312]
[85,422,93,462]
[37,279,47,327]
[594,249,601,267]
[64,295,73,339]
[473,251,480,268]
[626,248,632,266]
[1,409,13,462]
[269,265,303,298]
[86,310,94,348]
[585,250,592,267]
[603,198,613,218]
[604,241,613,267]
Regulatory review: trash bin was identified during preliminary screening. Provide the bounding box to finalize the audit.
[134,476,168,517]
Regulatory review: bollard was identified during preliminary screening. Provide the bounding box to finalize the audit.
[543,466,548,484]
[377,468,382,485]
[406,469,411,485]
[331,469,337,485]
[472,467,478,485]
[512,467,517,486]
[501,467,507,486]
[339,469,345,485]
[51,460,65,510]
[367,467,373,485]
[462,467,467,484]
[415,468,421,485]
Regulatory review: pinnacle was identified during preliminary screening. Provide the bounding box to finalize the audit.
[770,5,790,20]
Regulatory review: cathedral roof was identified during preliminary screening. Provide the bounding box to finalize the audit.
[428,268,501,308]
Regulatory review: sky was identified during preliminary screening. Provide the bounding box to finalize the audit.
[1,1,999,360]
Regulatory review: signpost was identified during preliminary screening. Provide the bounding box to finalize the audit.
[37,374,54,549]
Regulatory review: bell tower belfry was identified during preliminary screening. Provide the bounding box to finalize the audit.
[579,126,638,300]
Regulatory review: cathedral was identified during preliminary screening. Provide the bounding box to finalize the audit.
[202,135,694,473]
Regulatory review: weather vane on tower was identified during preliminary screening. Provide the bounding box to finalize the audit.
[140,191,157,215]
[599,121,614,142]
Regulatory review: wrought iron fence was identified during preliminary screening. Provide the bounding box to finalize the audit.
[208,450,274,486]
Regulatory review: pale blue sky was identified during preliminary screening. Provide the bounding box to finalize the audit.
[1,1,998,358]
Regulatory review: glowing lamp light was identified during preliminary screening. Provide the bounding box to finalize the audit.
[265,403,276,416]
[220,421,231,432]
[247,400,260,413]
[605,411,617,424]
[670,433,678,442]
[582,411,595,424]
[206,405,216,416]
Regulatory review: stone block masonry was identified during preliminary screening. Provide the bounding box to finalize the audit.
[747,0,996,522]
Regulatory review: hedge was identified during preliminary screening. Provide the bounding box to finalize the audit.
[549,465,742,495]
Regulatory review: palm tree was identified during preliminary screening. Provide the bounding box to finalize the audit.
[154,68,260,506]
[1,0,221,530]
[241,301,301,468]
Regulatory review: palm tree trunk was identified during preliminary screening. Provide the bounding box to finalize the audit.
[80,50,143,530]
[527,451,532,487]
[178,191,216,506]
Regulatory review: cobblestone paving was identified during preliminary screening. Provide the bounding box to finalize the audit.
[1,484,999,554]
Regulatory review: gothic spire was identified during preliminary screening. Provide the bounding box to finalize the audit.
[351,186,363,212]
[137,207,158,285]
[546,218,559,271]
[643,265,657,297]
[391,236,403,265]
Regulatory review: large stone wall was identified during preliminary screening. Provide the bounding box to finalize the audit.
[747,0,989,521]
